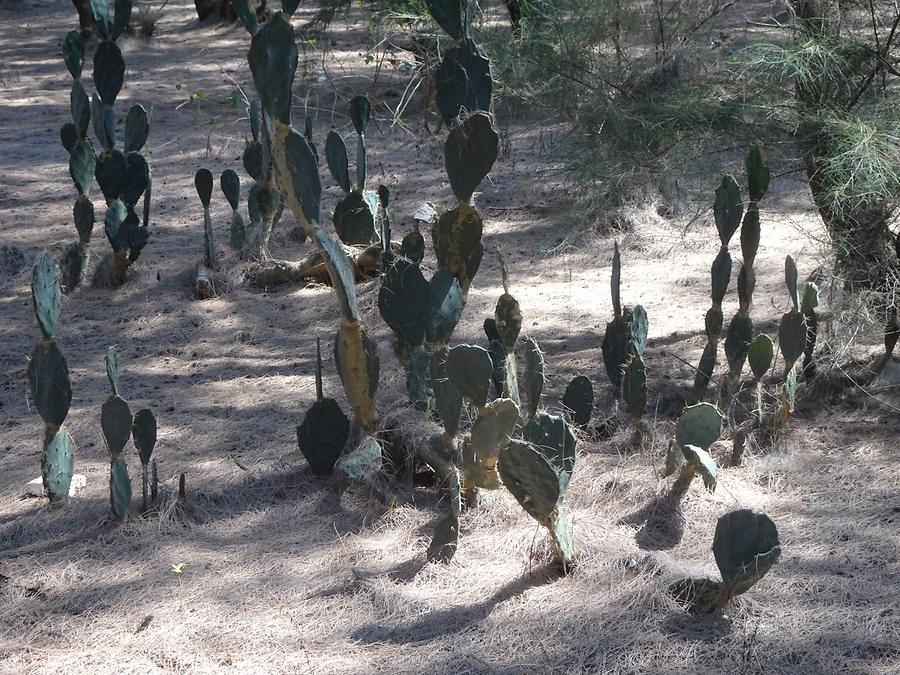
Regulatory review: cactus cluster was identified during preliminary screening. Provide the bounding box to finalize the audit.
[671,509,781,612]
[59,1,152,288]
[27,254,75,502]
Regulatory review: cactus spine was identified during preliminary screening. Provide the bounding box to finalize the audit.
[27,254,75,502]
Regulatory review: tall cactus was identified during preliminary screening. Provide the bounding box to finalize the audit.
[101,346,133,521]
[622,304,648,441]
[27,254,75,503]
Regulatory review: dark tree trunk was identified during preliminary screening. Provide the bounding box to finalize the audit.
[71,0,94,34]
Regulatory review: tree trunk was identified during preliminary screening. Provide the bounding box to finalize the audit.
[71,0,94,34]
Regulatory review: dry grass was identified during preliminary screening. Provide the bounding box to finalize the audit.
[1,1,899,674]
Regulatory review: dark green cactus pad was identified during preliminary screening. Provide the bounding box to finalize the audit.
[61,123,79,153]
[91,96,115,151]
[74,196,95,242]
[111,0,133,41]
[426,0,467,40]
[704,307,724,341]
[32,253,62,339]
[334,191,377,245]
[195,168,213,208]
[406,347,434,411]
[784,255,800,310]
[42,429,75,503]
[430,346,464,436]
[297,398,350,475]
[304,115,318,161]
[93,41,125,106]
[467,398,518,481]
[444,112,499,203]
[349,95,371,136]
[96,150,127,203]
[495,293,522,354]
[28,342,72,427]
[664,439,686,477]
[522,337,544,418]
[737,264,755,310]
[484,319,506,400]
[282,0,302,16]
[562,376,593,428]
[724,314,753,375]
[778,310,806,372]
[355,134,367,192]
[498,439,562,523]
[694,339,717,396]
[713,174,743,246]
[102,395,133,455]
[622,356,647,420]
[522,411,576,491]
[630,305,648,356]
[675,403,723,451]
[428,269,464,344]
[746,145,770,203]
[254,185,279,224]
[669,577,723,613]
[379,256,430,348]
[401,227,426,264]
[220,169,240,210]
[315,231,358,320]
[337,435,382,482]
[71,80,91,139]
[683,444,717,492]
[601,314,630,387]
[230,211,246,250]
[123,153,150,207]
[713,509,781,596]
[710,248,732,308]
[243,141,264,182]
[325,130,351,193]
[447,344,492,408]
[748,334,774,378]
[610,241,622,317]
[124,105,149,153]
[284,128,322,225]
[63,30,84,80]
[232,0,258,34]
[91,0,111,37]
[248,13,298,125]
[109,454,132,521]
[433,206,484,291]
[132,408,157,465]
[427,512,460,564]
[740,208,760,268]
[435,39,492,126]
[125,210,149,262]
[69,141,96,196]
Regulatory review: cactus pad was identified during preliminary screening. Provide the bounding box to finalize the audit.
[746,145,771,203]
[435,39,492,126]
[28,342,72,427]
[96,150,127,203]
[710,248,732,308]
[740,208,761,269]
[61,124,78,153]
[430,346,463,436]
[297,398,350,475]
[427,511,460,563]
[426,0,468,40]
[682,444,717,492]
[336,435,382,482]
[801,281,819,313]
[784,255,800,310]
[428,269,464,344]
[778,311,806,372]
[675,403,723,451]
[349,95,371,136]
[629,305,649,356]
[622,356,647,420]
[195,168,213,209]
[724,314,753,374]
[124,104,149,153]
[433,205,484,292]
[109,454,131,521]
[522,337,544,418]
[63,30,84,80]
[220,168,240,208]
[495,294,522,354]
[282,0,302,16]
[71,81,91,138]
[601,313,631,387]
[464,397,519,489]
[132,408,157,465]
[498,439,562,523]
[102,395,133,455]
[93,41,125,106]
[248,13,298,125]
[562,375,594,428]
[325,131,351,193]
[713,509,781,596]
[42,429,75,502]
[401,226,426,264]
[713,174,743,246]
[284,128,322,225]
[31,253,62,339]
[232,0,257,33]
[406,347,434,410]
[334,191,377,245]
[522,411,576,490]
[447,344,493,408]
[378,256,430,348]
[69,141,96,197]
[444,112,499,203]
[91,96,115,151]
[748,334,774,378]
[316,231,359,320]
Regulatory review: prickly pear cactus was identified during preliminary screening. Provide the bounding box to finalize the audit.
[297,338,350,475]
[666,403,723,488]
[800,281,819,377]
[522,336,544,419]
[562,375,594,428]
[622,304,649,432]
[27,254,76,503]
[713,509,781,597]
[778,256,807,375]
[132,407,157,512]
[221,169,245,250]
[601,242,632,387]
[101,346,133,521]
[195,168,216,269]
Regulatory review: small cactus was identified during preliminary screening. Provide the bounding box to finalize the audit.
[297,338,350,475]
[664,403,724,493]
[132,408,157,512]
[101,346,133,522]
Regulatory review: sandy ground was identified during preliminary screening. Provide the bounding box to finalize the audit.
[1,1,899,673]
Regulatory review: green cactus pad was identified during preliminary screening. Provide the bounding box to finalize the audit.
[74,196,95,242]
[96,150,127,203]
[61,123,79,153]
[704,307,724,341]
[713,174,743,246]
[468,397,518,468]
[713,509,781,596]
[31,253,62,339]
[710,248,732,308]
[435,39,492,126]
[71,80,91,139]
[682,444,717,492]
[740,208,760,269]
[297,398,350,475]
[314,231,358,320]
[433,205,484,291]
[333,323,380,409]
[282,0,302,16]
[42,428,75,503]
[746,145,770,203]
[91,0,111,37]
[93,41,125,106]
[378,256,430,348]
[109,454,132,521]
[522,337,544,418]
[220,169,240,210]
[675,403,723,451]
[106,345,119,393]
[243,141,264,183]
[325,130,351,193]
[91,96,115,151]
[401,227,426,264]
[430,346,463,436]
[724,314,753,375]
[349,95,371,136]
[550,508,575,567]
[334,191,377,245]
[232,0,257,33]
[444,112,499,203]
[248,13,298,125]
[337,435,382,482]
[427,512,460,564]
[601,315,630,387]
[230,211,246,250]
[195,168,213,208]
[748,334,774,378]
[132,408,157,465]
[111,0,132,41]
[425,0,467,40]
[784,255,800,310]
[124,105,149,153]
[622,356,647,420]
[284,128,322,225]
[28,342,72,427]
[630,305,649,356]
[664,440,686,477]
[801,281,819,314]
[63,30,84,80]
[69,141,96,196]
[779,310,806,372]
[495,293,522,354]
[522,411,576,491]
[498,439,562,523]
[102,395,133,455]
[123,153,149,207]
[428,269,464,344]
[447,344,493,408]
[562,376,593,428]
[737,264,755,310]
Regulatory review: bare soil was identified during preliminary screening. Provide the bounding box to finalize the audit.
[1,1,898,673]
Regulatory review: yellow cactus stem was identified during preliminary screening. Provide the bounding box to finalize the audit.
[336,318,379,433]
[271,121,316,237]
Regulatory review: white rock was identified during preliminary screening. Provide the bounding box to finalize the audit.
[25,474,86,498]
